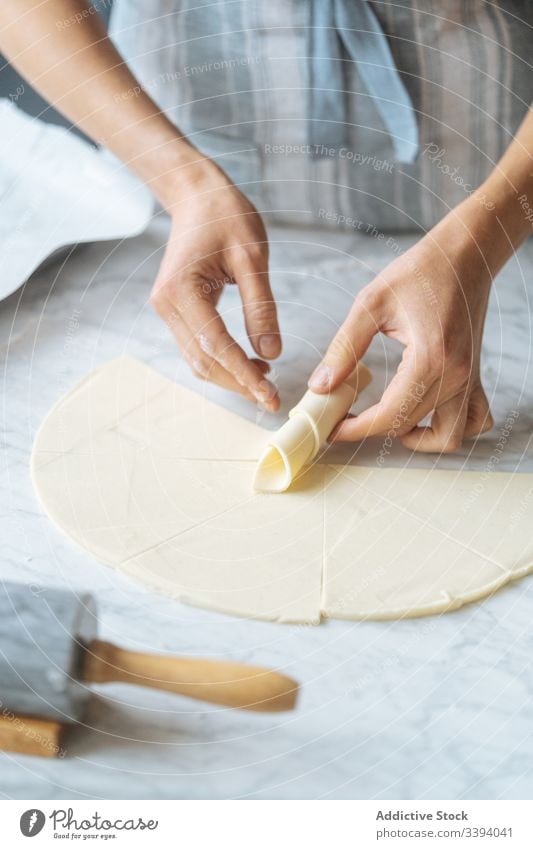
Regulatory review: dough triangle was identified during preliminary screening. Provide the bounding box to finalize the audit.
[119,465,325,623]
[321,465,532,619]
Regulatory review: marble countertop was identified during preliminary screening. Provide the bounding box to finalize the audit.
[1,216,532,800]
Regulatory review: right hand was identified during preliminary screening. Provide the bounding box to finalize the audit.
[150,158,281,410]
[308,208,494,452]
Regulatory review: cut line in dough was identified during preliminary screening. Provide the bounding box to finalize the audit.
[31,358,533,624]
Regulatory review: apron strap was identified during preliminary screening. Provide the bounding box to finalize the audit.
[308,0,419,162]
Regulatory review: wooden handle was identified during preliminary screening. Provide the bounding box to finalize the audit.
[0,712,66,758]
[83,639,298,713]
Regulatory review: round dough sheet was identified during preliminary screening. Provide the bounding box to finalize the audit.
[31,358,533,623]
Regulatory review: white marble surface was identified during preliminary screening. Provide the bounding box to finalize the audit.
[1,215,532,800]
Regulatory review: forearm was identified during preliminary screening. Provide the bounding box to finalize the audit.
[0,0,205,207]
[437,106,533,276]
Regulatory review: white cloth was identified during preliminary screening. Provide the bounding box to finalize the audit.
[0,101,153,301]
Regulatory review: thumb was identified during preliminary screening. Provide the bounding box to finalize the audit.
[308,291,379,393]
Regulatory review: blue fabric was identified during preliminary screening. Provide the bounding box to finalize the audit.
[308,0,419,162]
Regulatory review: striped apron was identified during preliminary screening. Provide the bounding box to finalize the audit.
[109,0,533,232]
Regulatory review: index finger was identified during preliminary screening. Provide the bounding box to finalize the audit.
[308,293,379,394]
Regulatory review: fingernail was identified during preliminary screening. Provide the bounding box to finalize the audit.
[255,378,277,403]
[309,364,333,390]
[258,334,279,358]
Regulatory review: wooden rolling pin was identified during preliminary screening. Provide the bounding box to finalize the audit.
[85,639,297,713]
[0,580,299,759]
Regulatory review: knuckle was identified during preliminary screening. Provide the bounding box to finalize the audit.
[246,241,268,264]
[190,367,208,381]
[233,242,267,268]
[400,433,417,451]
[231,246,248,265]
[328,330,357,364]
[245,300,277,331]
[354,285,381,314]
[152,269,176,295]
[149,288,165,311]
[483,410,495,431]
[187,278,214,302]
[469,406,494,434]
[196,330,220,358]
[396,423,415,438]
[205,332,238,366]
[185,352,211,380]
[191,368,208,381]
[151,276,186,311]
[440,434,463,453]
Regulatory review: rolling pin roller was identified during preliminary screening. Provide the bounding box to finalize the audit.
[254,362,372,492]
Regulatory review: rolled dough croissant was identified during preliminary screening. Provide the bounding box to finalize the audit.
[253,363,372,492]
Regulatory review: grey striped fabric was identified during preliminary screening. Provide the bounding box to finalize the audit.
[109,1,533,232]
[307,0,419,162]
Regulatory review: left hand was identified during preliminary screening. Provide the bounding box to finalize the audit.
[308,208,495,453]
